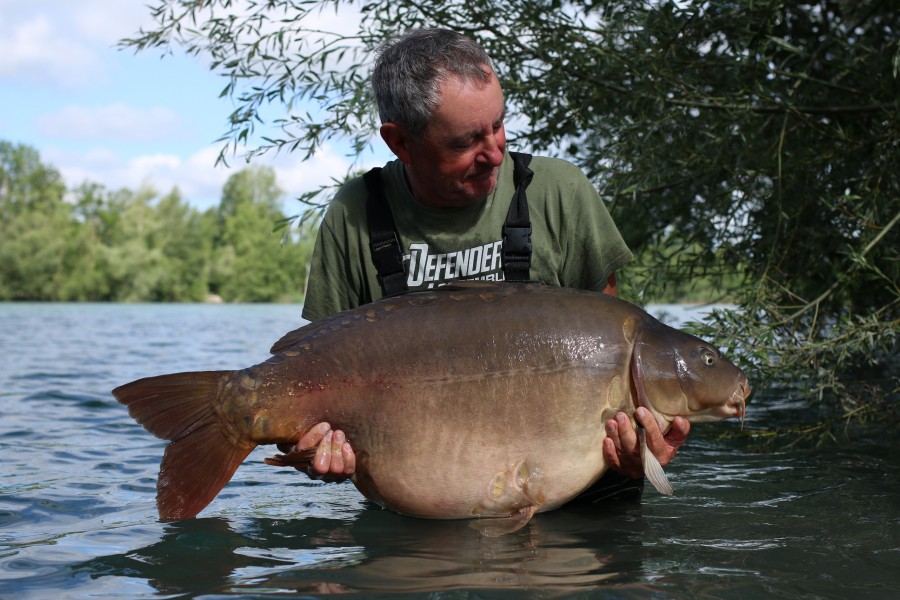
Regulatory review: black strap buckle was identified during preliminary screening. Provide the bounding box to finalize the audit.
[502,152,534,282]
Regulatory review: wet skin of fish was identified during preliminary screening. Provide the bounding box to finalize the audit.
[113,282,749,527]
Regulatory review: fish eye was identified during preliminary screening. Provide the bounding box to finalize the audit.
[700,348,716,367]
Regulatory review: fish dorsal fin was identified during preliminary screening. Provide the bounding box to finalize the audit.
[639,428,674,496]
[269,327,307,354]
[269,313,352,354]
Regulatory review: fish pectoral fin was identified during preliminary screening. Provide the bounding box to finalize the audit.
[639,427,674,496]
[471,505,537,537]
[264,447,316,469]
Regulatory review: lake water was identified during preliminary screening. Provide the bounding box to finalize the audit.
[0,302,897,599]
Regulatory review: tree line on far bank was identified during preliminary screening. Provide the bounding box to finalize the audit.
[0,141,313,303]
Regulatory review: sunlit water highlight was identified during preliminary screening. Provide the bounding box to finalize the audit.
[0,302,897,598]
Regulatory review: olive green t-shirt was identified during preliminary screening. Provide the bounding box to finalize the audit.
[302,152,632,321]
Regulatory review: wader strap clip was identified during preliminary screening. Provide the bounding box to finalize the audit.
[502,151,534,282]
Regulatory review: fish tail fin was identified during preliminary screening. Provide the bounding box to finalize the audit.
[112,371,255,520]
[156,419,253,520]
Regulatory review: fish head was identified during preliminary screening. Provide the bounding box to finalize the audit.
[631,317,750,429]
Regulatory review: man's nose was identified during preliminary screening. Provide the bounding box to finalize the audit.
[479,132,505,166]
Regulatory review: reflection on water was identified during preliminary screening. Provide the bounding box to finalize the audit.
[69,504,658,597]
[1,303,898,599]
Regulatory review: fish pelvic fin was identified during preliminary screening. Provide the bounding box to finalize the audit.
[639,427,674,496]
[112,371,254,520]
[472,506,537,537]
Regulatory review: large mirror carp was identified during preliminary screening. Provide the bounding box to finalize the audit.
[113,282,749,530]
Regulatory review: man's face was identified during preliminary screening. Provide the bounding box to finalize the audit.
[403,72,507,208]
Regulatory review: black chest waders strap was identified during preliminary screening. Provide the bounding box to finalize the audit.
[365,152,535,297]
[364,167,408,297]
[503,151,534,282]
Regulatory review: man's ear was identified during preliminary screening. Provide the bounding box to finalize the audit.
[380,123,414,164]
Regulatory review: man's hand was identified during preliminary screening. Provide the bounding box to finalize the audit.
[275,422,356,481]
[602,407,690,479]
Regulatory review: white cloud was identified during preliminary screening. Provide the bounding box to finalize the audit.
[270,145,361,209]
[71,1,151,46]
[0,0,156,87]
[36,104,186,142]
[0,13,102,86]
[46,142,358,211]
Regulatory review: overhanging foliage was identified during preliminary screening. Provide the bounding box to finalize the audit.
[122,0,899,441]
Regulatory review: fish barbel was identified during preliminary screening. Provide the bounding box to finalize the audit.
[113,282,749,529]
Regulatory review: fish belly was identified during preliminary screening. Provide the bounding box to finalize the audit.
[254,283,637,519]
[340,368,610,518]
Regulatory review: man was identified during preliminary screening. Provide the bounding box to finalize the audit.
[284,28,690,503]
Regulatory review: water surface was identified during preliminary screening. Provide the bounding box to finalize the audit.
[0,303,897,598]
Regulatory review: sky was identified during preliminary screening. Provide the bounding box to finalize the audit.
[0,0,389,212]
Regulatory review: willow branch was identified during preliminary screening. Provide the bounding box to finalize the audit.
[775,209,900,325]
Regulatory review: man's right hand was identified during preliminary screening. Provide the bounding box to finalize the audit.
[274,422,356,481]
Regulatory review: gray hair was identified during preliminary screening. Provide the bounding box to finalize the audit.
[372,28,496,136]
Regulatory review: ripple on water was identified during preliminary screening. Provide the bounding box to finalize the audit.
[1,494,121,531]
[0,429,37,441]
[19,389,115,407]
[11,371,99,382]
